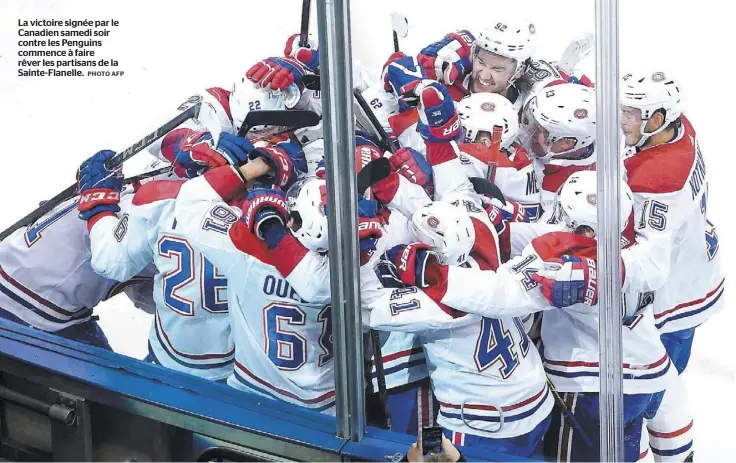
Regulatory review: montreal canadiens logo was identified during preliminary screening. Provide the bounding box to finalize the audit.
[586,193,597,205]
[574,108,588,119]
[651,71,666,82]
[427,216,440,228]
[481,102,496,112]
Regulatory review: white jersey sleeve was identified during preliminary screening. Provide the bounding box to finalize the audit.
[438,249,551,318]
[88,201,156,283]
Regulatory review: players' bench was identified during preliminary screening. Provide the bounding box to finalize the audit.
[0,318,533,462]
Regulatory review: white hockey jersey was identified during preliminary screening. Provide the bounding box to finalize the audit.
[173,166,336,412]
[364,195,553,439]
[435,231,676,394]
[363,270,552,439]
[621,116,724,333]
[0,194,151,332]
[363,209,431,391]
[88,181,234,380]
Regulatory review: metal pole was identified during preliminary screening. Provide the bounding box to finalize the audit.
[595,0,625,460]
[316,0,366,442]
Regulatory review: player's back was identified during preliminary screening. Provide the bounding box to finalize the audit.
[226,256,335,413]
[134,183,234,380]
[0,196,130,331]
[419,312,552,439]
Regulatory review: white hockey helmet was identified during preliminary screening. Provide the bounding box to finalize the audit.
[472,20,536,82]
[411,200,475,266]
[457,92,520,150]
[519,83,596,160]
[620,71,682,147]
[554,170,633,236]
[230,80,287,138]
[286,177,329,252]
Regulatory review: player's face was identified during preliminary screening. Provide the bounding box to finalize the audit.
[471,49,517,94]
[521,109,575,159]
[620,105,643,146]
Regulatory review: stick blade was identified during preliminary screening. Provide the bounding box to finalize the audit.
[357,157,391,197]
[302,74,321,91]
[468,177,506,205]
[243,109,321,133]
[390,12,409,38]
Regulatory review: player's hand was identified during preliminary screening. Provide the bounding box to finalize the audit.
[283,33,320,73]
[414,80,462,143]
[382,55,423,110]
[77,149,123,221]
[241,188,288,240]
[389,147,434,195]
[487,197,532,224]
[176,131,254,175]
[248,142,307,190]
[531,255,598,307]
[382,243,442,288]
[358,216,383,266]
[246,57,310,92]
[417,30,475,85]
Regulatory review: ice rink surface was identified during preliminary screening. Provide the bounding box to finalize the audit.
[0,0,733,459]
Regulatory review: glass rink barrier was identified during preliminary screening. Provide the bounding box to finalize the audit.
[0,0,730,461]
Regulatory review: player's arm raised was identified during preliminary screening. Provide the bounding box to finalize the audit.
[78,150,154,282]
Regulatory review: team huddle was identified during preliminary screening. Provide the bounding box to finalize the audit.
[0,17,724,462]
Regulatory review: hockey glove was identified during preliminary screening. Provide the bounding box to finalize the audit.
[389,146,434,196]
[77,149,123,222]
[246,57,310,92]
[382,55,423,111]
[358,216,383,266]
[531,255,598,308]
[417,30,475,85]
[284,33,320,73]
[414,80,463,143]
[242,188,289,241]
[248,142,307,190]
[382,243,441,288]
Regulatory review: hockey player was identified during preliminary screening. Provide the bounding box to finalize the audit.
[366,196,553,459]
[383,18,592,113]
[170,133,357,411]
[517,83,597,212]
[79,135,276,381]
[0,191,153,350]
[618,71,723,462]
[387,171,675,461]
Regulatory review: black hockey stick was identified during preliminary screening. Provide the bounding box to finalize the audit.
[370,329,392,429]
[390,12,409,53]
[302,74,320,92]
[0,104,201,242]
[299,0,311,48]
[468,177,507,205]
[353,89,399,154]
[236,109,321,138]
[103,104,201,170]
[357,158,391,197]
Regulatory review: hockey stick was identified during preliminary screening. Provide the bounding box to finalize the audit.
[357,158,391,196]
[299,0,312,48]
[0,104,201,242]
[370,329,392,429]
[124,166,174,185]
[354,89,398,154]
[468,177,507,205]
[556,33,594,74]
[390,12,409,53]
[546,378,594,449]
[236,109,321,138]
